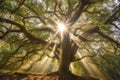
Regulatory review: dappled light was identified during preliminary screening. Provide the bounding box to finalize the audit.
[77,52,109,80]
[0,0,120,80]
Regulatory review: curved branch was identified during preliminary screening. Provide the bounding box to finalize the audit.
[97,31,120,47]
[80,26,120,46]
[68,0,87,26]
[23,3,46,25]
[0,44,24,69]
[0,17,47,45]
[72,54,97,62]
[80,26,99,39]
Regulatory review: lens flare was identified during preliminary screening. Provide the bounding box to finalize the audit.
[57,23,66,32]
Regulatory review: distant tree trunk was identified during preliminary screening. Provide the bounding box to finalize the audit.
[58,32,73,75]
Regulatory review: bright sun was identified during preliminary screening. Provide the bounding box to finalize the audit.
[57,23,66,32]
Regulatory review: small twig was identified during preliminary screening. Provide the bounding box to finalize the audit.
[11,0,25,14]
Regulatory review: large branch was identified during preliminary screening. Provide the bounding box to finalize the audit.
[77,5,120,45]
[80,26,99,41]
[0,17,48,45]
[74,25,120,47]
[97,31,120,46]
[68,0,86,26]
[82,26,120,46]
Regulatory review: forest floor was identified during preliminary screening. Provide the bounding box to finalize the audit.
[0,72,100,80]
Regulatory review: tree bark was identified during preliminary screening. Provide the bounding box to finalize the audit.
[58,32,73,75]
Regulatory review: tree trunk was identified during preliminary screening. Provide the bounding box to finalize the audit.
[58,32,73,75]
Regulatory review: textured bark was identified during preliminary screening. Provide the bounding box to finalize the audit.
[58,32,72,75]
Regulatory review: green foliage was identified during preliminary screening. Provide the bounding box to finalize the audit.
[30,30,50,40]
[92,53,120,79]
[0,0,120,80]
[72,62,88,75]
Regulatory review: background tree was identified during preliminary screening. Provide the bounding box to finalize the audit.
[0,0,120,80]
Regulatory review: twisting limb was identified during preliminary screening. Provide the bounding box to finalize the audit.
[0,17,47,44]
[0,43,25,69]
[97,31,120,47]
[24,52,45,72]
[72,54,97,62]
[22,3,46,25]
[80,26,120,47]
[80,26,99,39]
[68,0,87,26]
[76,4,120,46]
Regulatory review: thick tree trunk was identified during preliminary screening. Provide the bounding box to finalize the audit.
[58,32,73,75]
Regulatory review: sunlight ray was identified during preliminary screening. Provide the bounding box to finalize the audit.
[43,31,59,50]
[38,44,57,72]
[18,54,42,72]
[38,57,50,72]
[23,40,59,73]
[52,44,57,54]
[41,60,51,72]
[77,51,109,80]
[70,33,83,48]
[70,63,74,73]
[51,61,58,72]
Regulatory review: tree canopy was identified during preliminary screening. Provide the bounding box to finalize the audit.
[0,0,120,80]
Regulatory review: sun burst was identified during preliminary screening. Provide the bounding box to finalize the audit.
[57,22,66,32]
